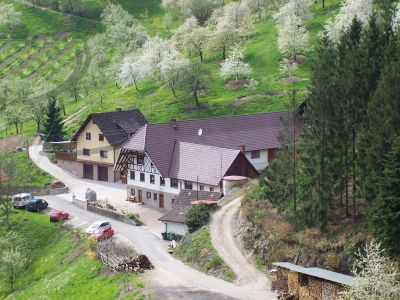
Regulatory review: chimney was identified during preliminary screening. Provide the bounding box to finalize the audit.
[238,144,245,154]
[115,107,122,112]
[171,119,177,129]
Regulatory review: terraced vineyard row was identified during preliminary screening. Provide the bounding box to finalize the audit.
[0,37,86,92]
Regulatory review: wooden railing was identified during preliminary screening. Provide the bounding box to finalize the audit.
[56,151,77,161]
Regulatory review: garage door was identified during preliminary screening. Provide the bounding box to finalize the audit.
[83,164,93,179]
[98,166,108,182]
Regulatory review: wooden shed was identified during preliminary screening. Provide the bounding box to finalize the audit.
[271,262,353,300]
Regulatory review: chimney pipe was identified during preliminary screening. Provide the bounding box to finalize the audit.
[115,107,122,112]
[171,119,177,129]
[238,144,245,154]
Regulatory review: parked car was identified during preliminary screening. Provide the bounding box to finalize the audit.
[49,210,69,222]
[91,227,115,240]
[12,193,34,208]
[85,220,111,235]
[26,199,48,212]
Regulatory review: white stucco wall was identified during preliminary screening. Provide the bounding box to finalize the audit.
[245,149,268,171]
[165,221,188,236]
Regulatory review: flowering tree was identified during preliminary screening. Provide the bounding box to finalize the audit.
[207,20,240,60]
[338,242,400,300]
[116,57,148,92]
[160,57,190,97]
[0,4,21,30]
[162,0,222,24]
[392,4,400,34]
[220,45,252,82]
[324,0,372,44]
[274,0,312,24]
[277,13,309,61]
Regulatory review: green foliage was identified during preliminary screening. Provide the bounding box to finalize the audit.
[0,150,52,188]
[0,210,146,299]
[368,138,400,257]
[127,212,143,225]
[41,95,65,142]
[186,204,213,233]
[174,228,236,282]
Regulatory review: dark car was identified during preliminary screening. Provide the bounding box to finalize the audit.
[26,199,48,212]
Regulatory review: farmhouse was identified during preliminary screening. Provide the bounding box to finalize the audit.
[271,262,353,300]
[114,111,301,209]
[56,108,147,182]
[159,190,223,236]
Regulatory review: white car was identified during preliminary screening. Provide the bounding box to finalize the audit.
[12,193,34,208]
[85,220,112,234]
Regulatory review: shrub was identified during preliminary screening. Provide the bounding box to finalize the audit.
[186,204,213,233]
[127,213,143,225]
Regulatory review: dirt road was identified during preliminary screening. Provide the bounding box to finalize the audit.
[210,197,275,299]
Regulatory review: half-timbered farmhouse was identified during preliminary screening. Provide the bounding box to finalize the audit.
[114,111,301,209]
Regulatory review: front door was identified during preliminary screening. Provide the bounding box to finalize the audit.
[83,164,93,179]
[159,194,164,208]
[138,190,142,203]
[98,166,108,182]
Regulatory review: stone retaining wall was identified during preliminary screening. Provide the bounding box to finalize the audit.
[87,205,136,226]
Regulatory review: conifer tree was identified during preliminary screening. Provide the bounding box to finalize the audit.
[368,137,400,257]
[41,95,65,142]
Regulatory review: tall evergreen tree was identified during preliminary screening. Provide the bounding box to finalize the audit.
[298,35,337,227]
[368,137,400,257]
[41,95,65,142]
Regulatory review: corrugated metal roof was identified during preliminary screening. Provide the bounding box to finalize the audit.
[273,262,354,286]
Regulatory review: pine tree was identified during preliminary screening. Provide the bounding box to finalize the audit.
[41,95,65,142]
[368,137,400,257]
[298,35,337,227]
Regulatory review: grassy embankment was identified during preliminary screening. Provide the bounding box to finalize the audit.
[174,227,236,282]
[0,0,341,140]
[0,210,147,299]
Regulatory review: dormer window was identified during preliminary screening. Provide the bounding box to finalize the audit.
[86,133,91,140]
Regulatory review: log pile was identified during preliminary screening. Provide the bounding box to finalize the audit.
[308,277,322,299]
[287,271,299,296]
[115,255,154,273]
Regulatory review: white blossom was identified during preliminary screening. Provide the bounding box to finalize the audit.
[338,242,400,300]
[274,0,312,24]
[159,57,190,96]
[116,57,148,91]
[392,3,400,34]
[324,0,373,44]
[220,45,252,82]
[0,4,21,30]
[277,13,309,59]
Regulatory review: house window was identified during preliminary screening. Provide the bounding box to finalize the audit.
[199,185,204,191]
[100,150,108,158]
[140,173,145,182]
[130,171,135,180]
[184,181,193,190]
[299,274,309,286]
[130,189,135,195]
[146,192,151,199]
[210,187,214,192]
[86,133,91,140]
[137,155,144,165]
[170,178,178,188]
[251,150,261,159]
[150,175,155,184]
[83,148,90,156]
[99,134,104,141]
[153,193,158,201]
[160,177,165,186]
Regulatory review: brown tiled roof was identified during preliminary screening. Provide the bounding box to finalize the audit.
[72,109,147,146]
[159,190,223,223]
[169,142,242,186]
[123,111,302,176]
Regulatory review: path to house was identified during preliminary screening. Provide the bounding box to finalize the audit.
[29,140,277,299]
[210,197,272,292]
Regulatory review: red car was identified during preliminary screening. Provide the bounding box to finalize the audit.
[49,210,69,222]
[91,227,114,240]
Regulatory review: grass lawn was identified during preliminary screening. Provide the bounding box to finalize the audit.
[0,210,147,299]
[0,151,52,188]
[174,227,236,282]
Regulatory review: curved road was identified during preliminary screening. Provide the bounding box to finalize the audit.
[210,198,274,298]
[29,143,276,299]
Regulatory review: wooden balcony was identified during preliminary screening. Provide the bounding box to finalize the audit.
[56,151,77,161]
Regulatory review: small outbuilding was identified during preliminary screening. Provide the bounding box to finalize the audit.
[271,262,353,300]
[159,190,222,236]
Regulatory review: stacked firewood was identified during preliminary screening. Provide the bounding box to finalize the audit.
[278,292,297,300]
[115,255,154,273]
